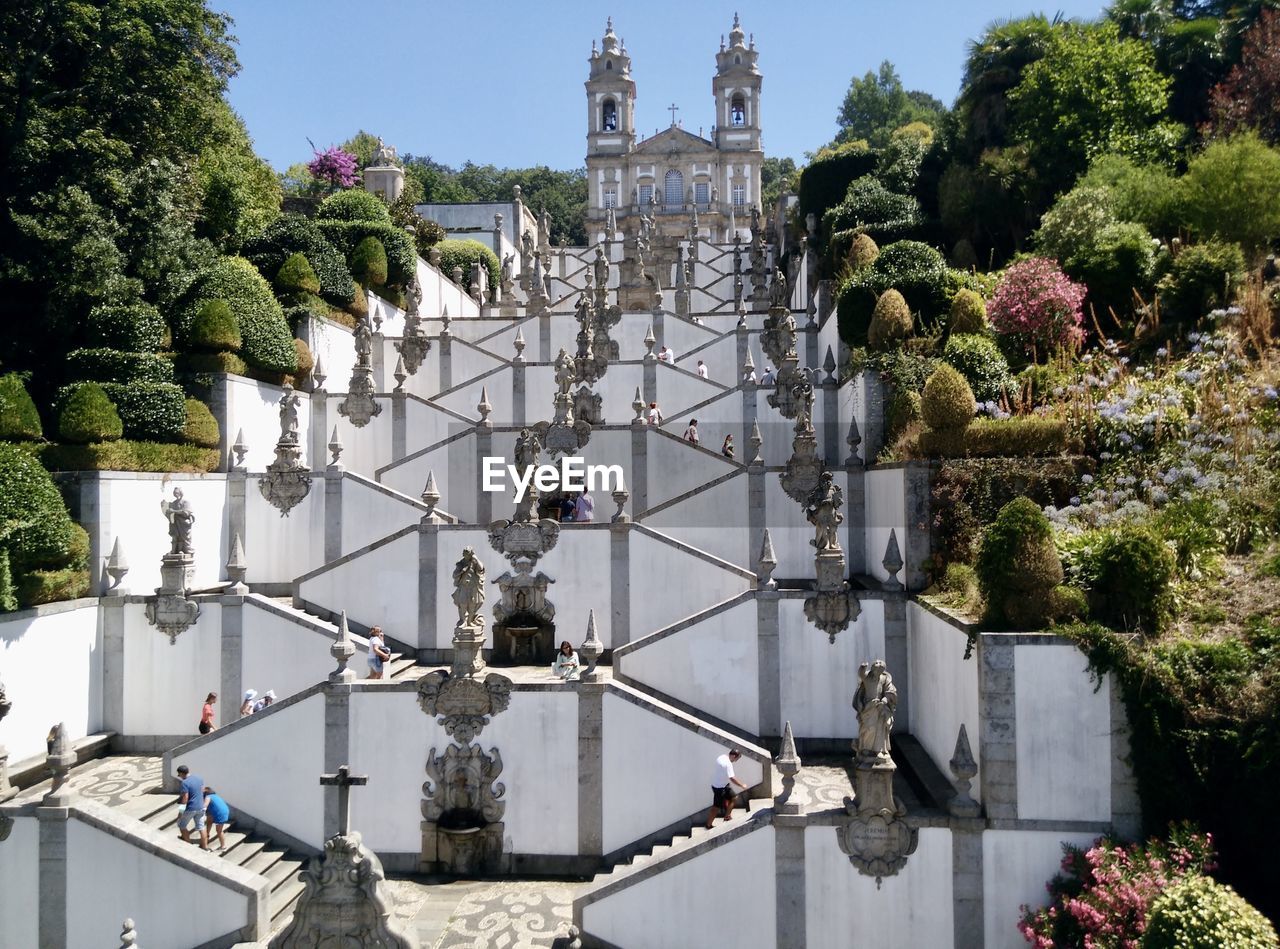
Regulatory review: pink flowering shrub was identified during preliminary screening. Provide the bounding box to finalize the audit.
[1019,824,1215,948]
[306,146,359,190]
[989,257,1087,356]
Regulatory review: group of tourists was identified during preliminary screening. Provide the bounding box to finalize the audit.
[173,764,233,852]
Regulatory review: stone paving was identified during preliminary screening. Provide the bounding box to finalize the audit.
[385,879,579,949]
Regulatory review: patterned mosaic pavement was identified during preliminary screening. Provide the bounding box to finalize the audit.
[12,754,161,807]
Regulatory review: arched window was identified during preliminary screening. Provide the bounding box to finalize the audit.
[606,59,613,70]
[731,95,746,126]
[734,54,741,65]
[602,98,618,132]
[664,170,684,207]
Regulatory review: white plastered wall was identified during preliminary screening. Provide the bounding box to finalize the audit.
[779,597,884,739]
[908,602,981,803]
[983,829,1101,949]
[243,482,325,585]
[640,473,749,569]
[865,466,907,584]
[339,475,424,556]
[628,531,753,640]
[121,601,221,737]
[219,375,313,471]
[296,529,419,647]
[0,815,38,947]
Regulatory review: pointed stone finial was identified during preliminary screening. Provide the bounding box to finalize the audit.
[882,529,904,591]
[120,919,137,949]
[439,305,451,338]
[948,723,980,818]
[513,327,526,363]
[43,722,76,805]
[477,385,492,427]
[845,415,863,465]
[327,425,344,470]
[758,529,777,589]
[312,352,327,392]
[330,610,356,683]
[775,720,802,815]
[421,470,440,519]
[226,532,248,594]
[393,353,407,392]
[643,324,657,360]
[823,346,838,384]
[632,387,646,426]
[742,349,756,384]
[737,300,748,329]
[580,609,604,680]
[105,536,129,594]
[230,428,248,471]
[748,419,763,465]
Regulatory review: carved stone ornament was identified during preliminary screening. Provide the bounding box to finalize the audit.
[767,360,806,420]
[780,431,823,505]
[417,671,513,743]
[274,831,417,949]
[487,516,560,569]
[145,554,200,644]
[492,568,556,628]
[836,784,919,886]
[339,318,383,428]
[572,386,604,426]
[803,583,859,644]
[0,678,10,725]
[422,743,506,825]
[259,384,312,516]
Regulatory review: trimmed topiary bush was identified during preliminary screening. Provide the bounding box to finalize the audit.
[316,188,393,225]
[943,333,1011,403]
[189,299,242,353]
[868,290,914,350]
[822,176,922,245]
[0,549,16,612]
[976,496,1065,629]
[1085,524,1175,634]
[242,214,357,307]
[57,383,123,444]
[435,239,501,294]
[1144,876,1279,949]
[0,373,43,441]
[318,220,416,288]
[921,364,976,432]
[274,252,321,295]
[1158,240,1247,323]
[99,382,187,443]
[85,302,166,352]
[886,389,923,444]
[949,288,988,334]
[17,567,90,607]
[837,240,952,345]
[42,440,220,473]
[64,349,174,385]
[954,417,1072,457]
[848,232,880,271]
[0,442,76,572]
[185,352,248,375]
[175,257,297,373]
[182,399,220,449]
[349,236,388,287]
[292,338,314,380]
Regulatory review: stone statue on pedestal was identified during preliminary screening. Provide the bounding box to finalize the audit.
[769,266,789,310]
[805,472,843,552]
[452,548,486,629]
[853,660,897,761]
[161,488,195,557]
[278,383,301,446]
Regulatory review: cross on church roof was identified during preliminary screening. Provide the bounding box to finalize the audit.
[668,103,679,126]
[320,764,368,836]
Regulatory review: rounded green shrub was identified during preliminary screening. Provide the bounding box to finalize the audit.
[64,349,174,385]
[868,290,913,350]
[950,289,988,335]
[293,338,314,380]
[189,299,242,353]
[943,333,1011,403]
[0,442,76,571]
[976,497,1065,629]
[435,239,501,294]
[17,566,90,607]
[182,398,220,449]
[242,214,357,307]
[886,388,923,443]
[921,364,976,432]
[1159,240,1247,323]
[848,233,880,271]
[1087,524,1175,634]
[85,302,166,353]
[0,373,43,441]
[318,220,416,288]
[99,382,187,443]
[175,257,297,373]
[274,252,320,295]
[837,240,952,345]
[1143,876,1279,949]
[822,176,922,245]
[350,236,388,287]
[316,188,393,225]
[1067,221,1158,315]
[57,383,123,444]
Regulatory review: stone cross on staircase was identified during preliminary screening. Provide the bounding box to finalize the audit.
[319,765,367,836]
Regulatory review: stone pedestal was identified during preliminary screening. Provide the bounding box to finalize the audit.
[145,554,200,644]
[363,165,404,203]
[419,821,507,876]
[451,623,485,678]
[836,758,919,884]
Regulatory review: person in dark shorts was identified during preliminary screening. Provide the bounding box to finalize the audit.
[704,748,745,829]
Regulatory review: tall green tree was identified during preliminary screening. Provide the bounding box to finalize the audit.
[196,100,281,253]
[956,15,1061,157]
[834,61,946,149]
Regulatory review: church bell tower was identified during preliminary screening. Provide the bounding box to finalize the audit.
[586,18,635,157]
[712,13,763,215]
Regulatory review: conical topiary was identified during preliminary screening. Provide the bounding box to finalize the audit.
[274,252,321,296]
[921,364,976,433]
[58,382,123,444]
[189,299,242,353]
[0,373,43,441]
[949,288,988,335]
[976,496,1065,629]
[350,236,388,287]
[867,289,913,350]
[848,233,880,271]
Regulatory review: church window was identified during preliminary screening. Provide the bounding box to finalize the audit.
[664,170,684,207]
[735,54,741,65]
[639,184,653,206]
[731,95,745,126]
[604,187,617,209]
[606,60,613,70]
[732,184,745,207]
[602,99,618,131]
[695,182,709,205]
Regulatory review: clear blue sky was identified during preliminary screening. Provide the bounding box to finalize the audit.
[214,0,1110,173]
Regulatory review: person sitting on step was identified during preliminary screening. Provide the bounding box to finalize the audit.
[552,641,580,681]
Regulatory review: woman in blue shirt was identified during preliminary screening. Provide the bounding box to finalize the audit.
[204,789,232,851]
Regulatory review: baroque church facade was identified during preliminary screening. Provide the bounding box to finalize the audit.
[585,15,764,240]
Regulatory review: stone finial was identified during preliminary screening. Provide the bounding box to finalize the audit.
[737,300,748,329]
[421,471,441,519]
[757,529,777,589]
[312,353,327,392]
[105,536,129,594]
[579,609,604,681]
[439,305,451,338]
[230,429,248,471]
[513,327,526,363]
[330,610,356,683]
[948,723,980,818]
[328,426,344,470]
[44,722,76,805]
[643,324,657,361]
[477,386,493,427]
[226,532,248,594]
[823,346,838,385]
[120,919,137,949]
[631,387,646,426]
[393,353,407,392]
[748,420,763,466]
[845,415,863,466]
[882,529,904,591]
[742,350,756,384]
[775,720,802,815]
[611,489,630,523]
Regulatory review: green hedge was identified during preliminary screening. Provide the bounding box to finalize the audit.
[17,567,90,608]
[837,240,952,345]
[0,442,76,571]
[822,176,922,246]
[183,398,220,449]
[57,382,124,444]
[242,214,357,307]
[41,440,220,473]
[65,348,174,385]
[189,299,242,353]
[0,549,16,612]
[434,239,500,293]
[85,302,167,352]
[274,251,321,295]
[0,373,42,441]
[976,496,1066,629]
[175,257,297,374]
[919,417,1073,458]
[184,351,248,375]
[1158,240,1246,323]
[797,145,880,235]
[350,236,388,287]
[99,382,187,442]
[316,188,393,224]
[317,220,416,288]
[942,334,1010,403]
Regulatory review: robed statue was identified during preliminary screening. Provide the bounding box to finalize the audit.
[805,471,844,552]
[161,487,195,557]
[852,660,897,761]
[452,547,486,629]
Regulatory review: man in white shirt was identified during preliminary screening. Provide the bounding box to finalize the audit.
[573,489,594,523]
[658,345,674,364]
[760,365,776,386]
[705,749,745,828]
[696,360,708,379]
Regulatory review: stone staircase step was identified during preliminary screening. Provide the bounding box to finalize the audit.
[263,855,303,891]
[268,877,307,932]
[115,791,176,822]
[241,846,289,878]
[221,837,267,867]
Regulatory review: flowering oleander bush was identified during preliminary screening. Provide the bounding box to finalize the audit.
[306,146,359,190]
[1019,825,1216,948]
[989,257,1087,356]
